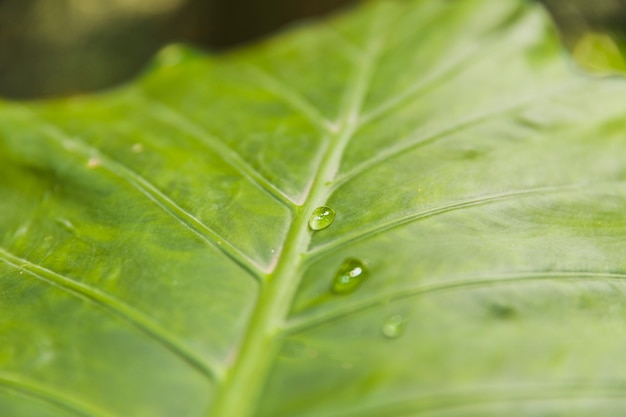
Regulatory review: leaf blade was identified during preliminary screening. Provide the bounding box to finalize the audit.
[1,1,626,417]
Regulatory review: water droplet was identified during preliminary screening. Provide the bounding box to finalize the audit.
[281,341,319,361]
[132,143,144,153]
[156,44,186,67]
[489,303,516,320]
[87,157,100,168]
[309,206,336,231]
[332,258,368,294]
[381,315,406,339]
[14,224,29,237]
[55,218,76,234]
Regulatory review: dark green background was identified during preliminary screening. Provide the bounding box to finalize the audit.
[0,0,624,99]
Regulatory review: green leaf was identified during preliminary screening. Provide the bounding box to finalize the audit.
[2,1,626,416]
[573,31,626,74]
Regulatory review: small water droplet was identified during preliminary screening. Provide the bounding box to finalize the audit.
[381,315,406,339]
[132,143,144,153]
[309,206,336,231]
[157,44,186,67]
[87,157,100,168]
[14,224,29,237]
[55,218,76,234]
[62,140,79,151]
[489,303,516,320]
[332,258,368,294]
[281,341,319,361]
[326,121,340,133]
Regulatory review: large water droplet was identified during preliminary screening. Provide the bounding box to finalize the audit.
[309,206,336,231]
[332,258,368,294]
[381,315,406,339]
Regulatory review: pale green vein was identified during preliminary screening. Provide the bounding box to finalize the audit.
[208,6,391,417]
[30,119,265,279]
[285,270,626,334]
[135,93,297,208]
[0,247,223,382]
[335,81,582,188]
[358,33,488,127]
[358,2,531,126]
[309,183,589,259]
[243,65,337,134]
[0,372,117,417]
[325,382,626,417]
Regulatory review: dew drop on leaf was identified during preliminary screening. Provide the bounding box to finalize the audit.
[55,218,76,235]
[381,315,406,339]
[332,258,368,294]
[87,157,100,169]
[309,206,336,231]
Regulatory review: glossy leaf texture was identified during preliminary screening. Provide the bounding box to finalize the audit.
[2,1,626,416]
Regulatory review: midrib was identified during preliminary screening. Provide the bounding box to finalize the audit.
[209,12,385,417]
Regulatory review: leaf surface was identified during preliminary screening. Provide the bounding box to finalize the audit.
[1,1,626,416]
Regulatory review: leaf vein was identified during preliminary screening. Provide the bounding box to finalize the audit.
[0,247,224,381]
[335,81,581,188]
[136,94,298,208]
[285,270,626,333]
[324,382,626,417]
[30,118,266,278]
[358,3,530,126]
[243,65,337,135]
[207,6,392,416]
[310,183,588,259]
[0,372,118,417]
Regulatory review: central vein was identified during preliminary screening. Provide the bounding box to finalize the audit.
[208,11,386,417]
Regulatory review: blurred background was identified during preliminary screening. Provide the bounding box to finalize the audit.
[0,0,624,99]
